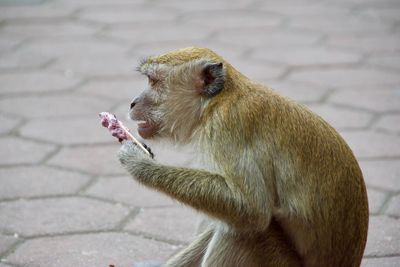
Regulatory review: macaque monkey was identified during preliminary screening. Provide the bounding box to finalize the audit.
[118,47,369,267]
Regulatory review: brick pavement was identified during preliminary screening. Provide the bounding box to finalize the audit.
[0,0,399,266]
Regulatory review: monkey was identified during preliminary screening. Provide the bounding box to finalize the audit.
[117,47,369,267]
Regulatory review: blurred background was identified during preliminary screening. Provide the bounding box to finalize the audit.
[0,0,399,266]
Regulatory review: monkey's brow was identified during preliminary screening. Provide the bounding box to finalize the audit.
[135,57,151,73]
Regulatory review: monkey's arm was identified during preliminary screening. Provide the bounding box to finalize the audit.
[118,142,269,229]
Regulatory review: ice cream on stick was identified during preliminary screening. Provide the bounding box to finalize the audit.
[99,112,151,156]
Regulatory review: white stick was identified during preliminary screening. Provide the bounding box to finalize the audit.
[120,123,151,156]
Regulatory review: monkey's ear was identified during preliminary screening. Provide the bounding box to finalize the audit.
[200,62,225,97]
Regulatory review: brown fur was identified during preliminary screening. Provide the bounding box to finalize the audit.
[119,47,369,267]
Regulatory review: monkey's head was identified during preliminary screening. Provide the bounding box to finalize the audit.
[130,47,227,143]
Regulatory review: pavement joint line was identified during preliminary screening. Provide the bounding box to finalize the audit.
[7,228,187,247]
[36,144,61,165]
[373,127,400,137]
[0,116,27,137]
[81,194,134,209]
[363,253,400,259]
[81,188,179,210]
[365,184,398,195]
[0,238,25,261]
[0,261,23,267]
[355,155,400,161]
[14,134,61,147]
[44,162,124,177]
[125,229,187,247]
[328,102,382,115]
[0,194,127,205]
[379,191,397,214]
[365,113,383,130]
[77,176,100,194]
[114,207,142,230]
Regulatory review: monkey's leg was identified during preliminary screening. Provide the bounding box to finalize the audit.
[203,220,301,267]
[165,227,214,267]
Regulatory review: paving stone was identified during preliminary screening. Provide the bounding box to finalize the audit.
[5,233,177,267]
[78,78,145,101]
[0,197,129,237]
[362,257,400,267]
[0,234,19,255]
[78,6,177,25]
[0,50,51,70]
[260,4,352,17]
[125,206,198,243]
[252,47,362,67]
[0,0,398,263]
[307,104,373,129]
[48,144,125,175]
[0,0,45,6]
[329,88,400,112]
[20,116,115,145]
[0,166,91,199]
[0,5,73,20]
[154,0,253,12]
[0,21,99,38]
[328,34,400,53]
[360,159,400,192]
[360,7,400,23]
[289,68,400,89]
[268,79,330,103]
[0,38,22,54]
[52,0,146,8]
[52,53,138,77]
[110,103,132,122]
[364,215,400,257]
[106,24,213,43]
[0,71,81,95]
[0,94,110,118]
[374,114,400,133]
[368,54,400,71]
[0,114,20,135]
[185,10,283,29]
[84,176,175,207]
[216,29,322,48]
[19,38,129,60]
[132,41,210,59]
[231,60,285,82]
[290,15,390,34]
[340,131,400,159]
[0,137,55,165]
[367,188,388,214]
[386,195,400,217]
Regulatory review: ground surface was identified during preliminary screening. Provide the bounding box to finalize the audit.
[0,0,399,266]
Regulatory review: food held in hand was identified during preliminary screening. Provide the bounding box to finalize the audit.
[99,112,151,156]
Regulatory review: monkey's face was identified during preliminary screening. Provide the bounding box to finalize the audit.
[130,56,225,143]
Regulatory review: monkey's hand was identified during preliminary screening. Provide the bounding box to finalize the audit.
[118,141,154,176]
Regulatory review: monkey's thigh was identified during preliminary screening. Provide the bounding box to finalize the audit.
[203,220,301,267]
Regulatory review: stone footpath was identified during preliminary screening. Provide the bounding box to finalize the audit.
[0,0,399,266]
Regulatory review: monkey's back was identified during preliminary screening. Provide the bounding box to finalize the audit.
[256,87,369,267]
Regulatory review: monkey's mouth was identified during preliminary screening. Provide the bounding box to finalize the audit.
[136,120,157,139]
